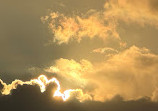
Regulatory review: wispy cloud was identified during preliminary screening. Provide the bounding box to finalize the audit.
[42,11,119,44]
[42,0,158,44]
[92,47,118,54]
[104,0,158,26]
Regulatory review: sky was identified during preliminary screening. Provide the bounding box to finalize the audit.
[1,0,158,110]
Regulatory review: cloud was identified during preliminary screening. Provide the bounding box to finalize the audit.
[46,46,158,101]
[104,0,158,26]
[42,0,158,44]
[92,47,118,55]
[1,45,158,103]
[0,75,91,102]
[45,58,93,88]
[1,84,158,111]
[42,11,119,44]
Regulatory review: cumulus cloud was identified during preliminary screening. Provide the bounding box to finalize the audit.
[45,58,93,88]
[1,46,158,102]
[46,46,158,101]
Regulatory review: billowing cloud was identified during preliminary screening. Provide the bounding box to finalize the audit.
[45,59,93,87]
[45,46,158,102]
[2,46,158,102]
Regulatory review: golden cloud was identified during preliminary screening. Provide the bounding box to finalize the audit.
[42,11,119,44]
[46,46,158,102]
[1,46,158,102]
[41,0,158,44]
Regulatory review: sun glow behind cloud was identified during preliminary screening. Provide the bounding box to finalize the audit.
[1,0,158,104]
[44,46,158,102]
[2,46,158,102]
[0,75,91,102]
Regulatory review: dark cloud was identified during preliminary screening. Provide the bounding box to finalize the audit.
[0,84,158,111]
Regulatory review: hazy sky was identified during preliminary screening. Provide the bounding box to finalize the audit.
[1,0,158,110]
